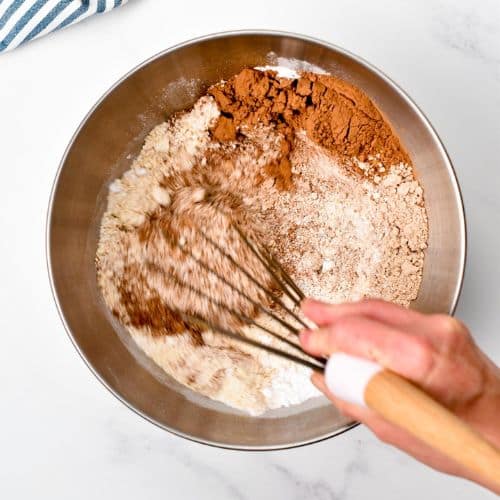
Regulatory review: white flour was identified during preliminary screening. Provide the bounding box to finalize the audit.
[96,71,427,416]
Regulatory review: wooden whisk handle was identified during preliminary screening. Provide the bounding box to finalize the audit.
[325,354,500,489]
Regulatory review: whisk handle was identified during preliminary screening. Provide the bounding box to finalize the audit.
[325,353,500,489]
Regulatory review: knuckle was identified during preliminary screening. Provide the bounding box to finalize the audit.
[453,318,470,337]
[408,336,435,373]
[433,314,470,342]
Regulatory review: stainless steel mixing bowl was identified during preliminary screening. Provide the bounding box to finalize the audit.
[47,31,466,450]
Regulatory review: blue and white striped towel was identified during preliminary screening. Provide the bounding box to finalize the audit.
[0,0,128,53]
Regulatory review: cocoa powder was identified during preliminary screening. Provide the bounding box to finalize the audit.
[209,69,410,183]
[116,262,204,345]
[95,74,427,415]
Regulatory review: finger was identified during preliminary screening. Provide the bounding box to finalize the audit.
[311,371,374,421]
[313,372,423,442]
[312,372,400,429]
[301,315,433,383]
[302,298,430,333]
[312,373,465,477]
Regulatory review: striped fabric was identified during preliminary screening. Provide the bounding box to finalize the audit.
[0,0,128,53]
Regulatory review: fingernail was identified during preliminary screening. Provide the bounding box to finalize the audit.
[300,299,310,310]
[299,330,311,345]
[301,298,322,314]
[311,371,322,387]
[302,298,320,307]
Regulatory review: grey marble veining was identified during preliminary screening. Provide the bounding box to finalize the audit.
[0,0,499,499]
[432,0,500,67]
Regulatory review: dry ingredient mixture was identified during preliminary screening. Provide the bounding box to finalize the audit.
[96,67,428,415]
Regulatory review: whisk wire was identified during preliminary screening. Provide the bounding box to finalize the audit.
[199,229,308,329]
[161,221,320,371]
[179,311,325,372]
[234,225,304,306]
[171,235,303,338]
[162,270,319,363]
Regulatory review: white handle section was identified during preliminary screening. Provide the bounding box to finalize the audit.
[324,353,382,407]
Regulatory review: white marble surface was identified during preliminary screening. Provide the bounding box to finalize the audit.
[1,0,499,498]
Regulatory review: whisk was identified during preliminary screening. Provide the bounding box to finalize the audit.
[164,220,500,489]
[173,224,325,373]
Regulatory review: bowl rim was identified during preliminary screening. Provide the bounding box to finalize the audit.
[46,29,467,451]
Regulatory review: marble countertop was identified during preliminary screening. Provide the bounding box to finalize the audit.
[1,0,499,498]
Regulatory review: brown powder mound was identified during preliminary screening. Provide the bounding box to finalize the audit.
[209,69,410,183]
[211,115,237,141]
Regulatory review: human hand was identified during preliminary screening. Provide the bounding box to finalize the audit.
[299,298,500,493]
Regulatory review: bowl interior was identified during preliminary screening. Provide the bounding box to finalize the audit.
[48,32,465,449]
